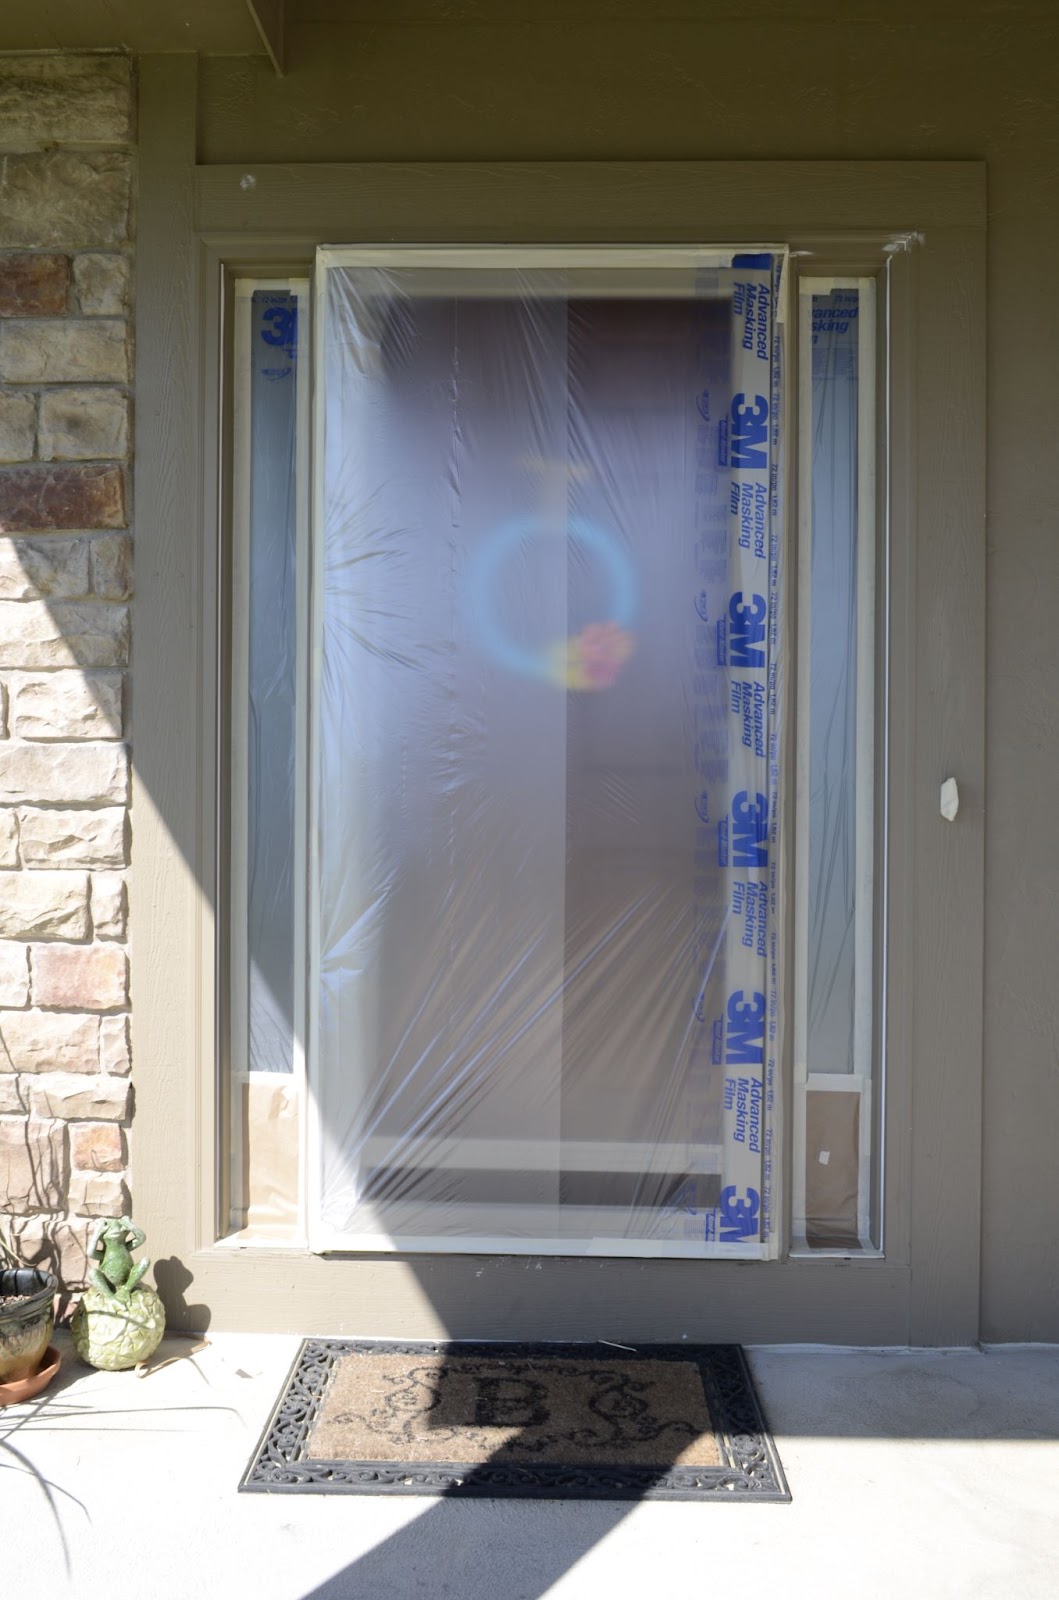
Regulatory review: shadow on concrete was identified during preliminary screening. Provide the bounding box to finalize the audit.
[271,1336,788,1600]
[300,1496,630,1600]
[292,1351,683,1600]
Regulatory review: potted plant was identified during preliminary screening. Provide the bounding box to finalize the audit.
[0,1223,60,1404]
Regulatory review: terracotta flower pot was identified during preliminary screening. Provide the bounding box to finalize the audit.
[0,1267,58,1384]
[0,1344,61,1407]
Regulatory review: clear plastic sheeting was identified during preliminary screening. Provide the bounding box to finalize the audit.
[244,286,301,1076]
[807,286,860,1077]
[794,277,876,1251]
[228,280,308,1237]
[310,248,785,1257]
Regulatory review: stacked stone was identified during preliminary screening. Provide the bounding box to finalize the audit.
[0,56,134,1286]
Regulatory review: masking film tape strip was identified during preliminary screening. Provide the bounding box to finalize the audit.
[702,256,782,1253]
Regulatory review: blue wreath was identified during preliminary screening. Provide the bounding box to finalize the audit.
[465,514,637,683]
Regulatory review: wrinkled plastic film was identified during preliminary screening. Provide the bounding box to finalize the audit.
[798,281,874,1249]
[246,287,300,1076]
[228,283,304,1237]
[807,287,860,1078]
[310,252,785,1255]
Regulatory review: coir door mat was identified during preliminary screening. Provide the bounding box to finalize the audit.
[240,1340,790,1501]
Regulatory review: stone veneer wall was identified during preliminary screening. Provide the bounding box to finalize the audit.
[0,55,134,1286]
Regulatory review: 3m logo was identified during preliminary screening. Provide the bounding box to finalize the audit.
[725,990,765,1066]
[730,393,769,469]
[731,790,768,867]
[261,303,297,352]
[718,1184,761,1242]
[728,592,766,668]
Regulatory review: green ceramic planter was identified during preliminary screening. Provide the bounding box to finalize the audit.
[0,1267,58,1383]
[71,1284,166,1371]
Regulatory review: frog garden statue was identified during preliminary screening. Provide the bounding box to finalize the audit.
[71,1217,166,1371]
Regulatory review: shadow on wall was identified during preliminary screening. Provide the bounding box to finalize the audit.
[152,1257,212,1332]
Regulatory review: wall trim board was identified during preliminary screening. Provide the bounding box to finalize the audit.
[245,0,285,74]
[183,1249,913,1345]
[131,54,210,1295]
[194,159,986,239]
[908,223,986,1345]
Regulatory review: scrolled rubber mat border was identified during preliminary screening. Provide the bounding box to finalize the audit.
[240,1338,790,1502]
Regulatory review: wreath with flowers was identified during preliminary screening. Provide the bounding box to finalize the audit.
[466,515,637,690]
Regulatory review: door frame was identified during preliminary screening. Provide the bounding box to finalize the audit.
[131,54,985,1342]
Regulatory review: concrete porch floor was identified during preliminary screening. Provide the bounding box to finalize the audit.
[1,1332,1057,1599]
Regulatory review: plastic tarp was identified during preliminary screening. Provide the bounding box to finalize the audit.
[799,281,874,1248]
[244,287,300,1080]
[309,249,784,1256]
[228,283,306,1237]
[806,286,861,1081]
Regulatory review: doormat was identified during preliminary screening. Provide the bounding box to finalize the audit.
[240,1339,789,1501]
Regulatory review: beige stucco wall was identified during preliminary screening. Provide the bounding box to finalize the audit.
[199,11,1059,1342]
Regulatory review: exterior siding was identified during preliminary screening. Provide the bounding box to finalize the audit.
[196,10,1059,1342]
[1,12,1055,1340]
